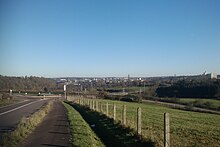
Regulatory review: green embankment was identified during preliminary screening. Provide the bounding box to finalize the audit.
[179,98,220,109]
[0,99,20,107]
[83,99,220,147]
[63,102,105,147]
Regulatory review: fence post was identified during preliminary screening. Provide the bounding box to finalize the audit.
[100,103,103,113]
[113,104,116,120]
[92,100,95,110]
[96,101,99,111]
[89,100,92,109]
[123,105,126,125]
[164,113,170,147]
[106,102,108,116]
[137,107,142,134]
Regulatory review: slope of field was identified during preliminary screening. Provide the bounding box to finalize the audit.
[86,99,220,147]
[179,98,220,109]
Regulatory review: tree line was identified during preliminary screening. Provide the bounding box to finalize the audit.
[0,75,57,92]
[156,79,220,98]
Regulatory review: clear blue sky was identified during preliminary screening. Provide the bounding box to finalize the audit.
[0,0,220,77]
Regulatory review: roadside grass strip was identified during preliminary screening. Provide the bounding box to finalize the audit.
[0,99,20,107]
[0,101,52,147]
[63,102,105,147]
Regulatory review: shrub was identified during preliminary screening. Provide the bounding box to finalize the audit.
[2,93,12,99]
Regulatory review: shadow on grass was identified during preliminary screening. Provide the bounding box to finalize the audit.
[67,102,155,147]
[41,143,68,147]
[48,131,69,135]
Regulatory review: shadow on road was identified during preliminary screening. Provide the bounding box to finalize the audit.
[68,102,155,147]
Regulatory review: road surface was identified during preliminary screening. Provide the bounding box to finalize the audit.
[0,97,50,141]
[18,100,70,147]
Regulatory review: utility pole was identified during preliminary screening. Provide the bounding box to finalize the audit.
[64,85,67,100]
[123,88,125,95]
[9,89,12,96]
[139,88,142,96]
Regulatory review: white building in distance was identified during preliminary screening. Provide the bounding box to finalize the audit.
[206,73,217,79]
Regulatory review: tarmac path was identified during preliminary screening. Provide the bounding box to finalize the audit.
[18,100,70,147]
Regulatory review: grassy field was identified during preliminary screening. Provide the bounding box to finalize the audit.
[104,86,148,92]
[63,102,105,147]
[1,101,52,147]
[178,98,220,109]
[79,98,220,147]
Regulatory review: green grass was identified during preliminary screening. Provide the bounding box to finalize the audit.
[0,99,20,107]
[105,86,148,92]
[178,98,220,109]
[1,101,52,147]
[63,102,105,147]
[82,98,220,147]
[71,102,154,146]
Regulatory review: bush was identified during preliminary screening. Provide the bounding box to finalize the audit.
[185,102,194,111]
[120,97,134,102]
[193,100,203,107]
[120,94,142,103]
[203,101,214,109]
[2,93,12,99]
[0,93,3,99]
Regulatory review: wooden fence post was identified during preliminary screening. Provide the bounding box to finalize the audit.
[89,100,92,109]
[92,100,95,110]
[164,113,170,147]
[137,107,142,134]
[106,102,108,116]
[100,103,103,113]
[113,104,116,120]
[123,105,126,125]
[96,101,99,111]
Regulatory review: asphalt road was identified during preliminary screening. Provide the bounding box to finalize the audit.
[0,97,50,141]
[18,100,70,147]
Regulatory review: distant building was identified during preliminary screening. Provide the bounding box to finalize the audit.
[206,73,217,79]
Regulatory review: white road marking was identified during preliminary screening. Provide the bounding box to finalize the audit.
[0,100,41,116]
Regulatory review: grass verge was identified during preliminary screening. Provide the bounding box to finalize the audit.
[0,101,53,147]
[63,101,105,147]
[0,99,20,107]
